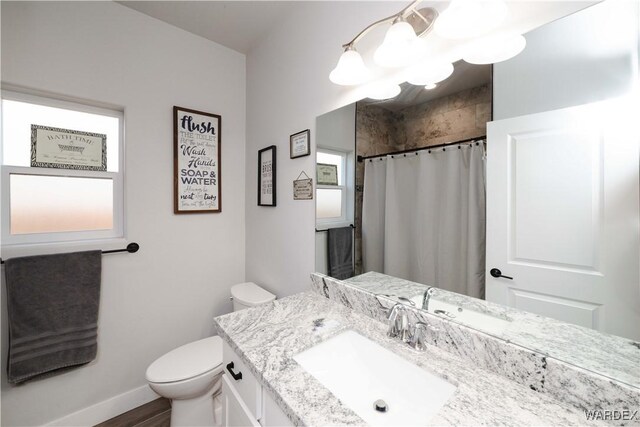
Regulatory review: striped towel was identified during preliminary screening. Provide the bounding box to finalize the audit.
[4,251,101,384]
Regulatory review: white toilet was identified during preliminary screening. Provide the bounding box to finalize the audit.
[146,282,276,426]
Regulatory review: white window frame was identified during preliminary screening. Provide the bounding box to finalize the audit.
[316,148,349,227]
[0,90,125,248]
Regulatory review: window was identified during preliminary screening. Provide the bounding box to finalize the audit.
[1,91,124,245]
[316,149,348,225]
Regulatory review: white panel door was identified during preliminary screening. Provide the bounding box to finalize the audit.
[486,99,640,340]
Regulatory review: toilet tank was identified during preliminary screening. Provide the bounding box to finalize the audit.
[231,282,276,311]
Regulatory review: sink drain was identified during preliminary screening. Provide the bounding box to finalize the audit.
[374,399,388,413]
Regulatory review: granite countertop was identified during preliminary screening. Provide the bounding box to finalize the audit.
[213,291,598,426]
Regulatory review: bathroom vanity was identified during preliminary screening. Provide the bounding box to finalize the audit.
[213,290,618,426]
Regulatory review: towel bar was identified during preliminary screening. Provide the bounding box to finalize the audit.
[0,242,140,264]
[315,225,355,232]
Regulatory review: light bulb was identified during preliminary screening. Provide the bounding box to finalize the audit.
[405,61,454,86]
[424,83,437,90]
[462,33,526,64]
[329,47,371,86]
[374,20,422,68]
[366,82,402,100]
[434,0,508,40]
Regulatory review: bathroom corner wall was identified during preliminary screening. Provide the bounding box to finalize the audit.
[244,1,403,297]
[1,2,246,425]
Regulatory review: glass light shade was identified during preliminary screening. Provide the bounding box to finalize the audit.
[434,0,508,40]
[405,61,454,86]
[424,83,438,90]
[462,33,526,64]
[366,82,402,100]
[329,48,371,86]
[374,21,422,68]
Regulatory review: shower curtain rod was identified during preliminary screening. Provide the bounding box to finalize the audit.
[357,135,486,162]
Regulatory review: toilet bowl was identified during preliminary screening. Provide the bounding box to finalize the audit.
[146,282,276,426]
[146,336,223,426]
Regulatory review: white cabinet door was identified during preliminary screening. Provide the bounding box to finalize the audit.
[222,341,262,419]
[261,389,294,427]
[222,375,260,427]
[486,98,640,340]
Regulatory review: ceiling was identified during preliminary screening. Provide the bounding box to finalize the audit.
[117,1,596,57]
[117,1,294,54]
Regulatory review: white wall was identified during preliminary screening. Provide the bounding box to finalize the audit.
[494,0,639,120]
[245,2,401,297]
[0,2,246,425]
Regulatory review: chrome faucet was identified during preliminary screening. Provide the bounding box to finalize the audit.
[422,287,437,311]
[409,321,434,351]
[387,303,411,342]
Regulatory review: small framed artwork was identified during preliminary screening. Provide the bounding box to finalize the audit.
[258,145,277,206]
[174,106,222,214]
[317,163,338,185]
[31,125,106,171]
[293,171,313,200]
[290,129,310,159]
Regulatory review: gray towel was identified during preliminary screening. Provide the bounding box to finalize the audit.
[4,250,102,384]
[327,227,354,280]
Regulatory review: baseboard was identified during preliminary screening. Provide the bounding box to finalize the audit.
[45,384,160,426]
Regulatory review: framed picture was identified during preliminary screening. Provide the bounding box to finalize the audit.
[317,163,338,185]
[293,171,313,200]
[258,145,277,206]
[174,106,222,214]
[31,125,106,171]
[290,129,310,159]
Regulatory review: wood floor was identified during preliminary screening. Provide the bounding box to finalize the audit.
[94,398,171,427]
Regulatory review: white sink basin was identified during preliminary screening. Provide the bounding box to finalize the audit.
[410,295,510,336]
[293,330,456,426]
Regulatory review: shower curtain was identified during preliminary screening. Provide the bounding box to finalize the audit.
[362,144,486,299]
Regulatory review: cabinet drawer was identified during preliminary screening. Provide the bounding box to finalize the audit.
[223,340,262,420]
[222,375,260,427]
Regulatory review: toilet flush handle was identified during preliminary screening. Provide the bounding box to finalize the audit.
[226,362,243,381]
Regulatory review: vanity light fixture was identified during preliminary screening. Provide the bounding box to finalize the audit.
[329,0,439,86]
[329,46,371,85]
[366,81,402,100]
[329,0,525,100]
[462,33,527,64]
[373,17,427,68]
[433,0,508,40]
[405,60,454,86]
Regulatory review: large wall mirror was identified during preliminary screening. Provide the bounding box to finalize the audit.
[315,0,639,388]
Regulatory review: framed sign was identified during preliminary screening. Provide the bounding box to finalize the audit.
[258,145,277,207]
[174,106,221,214]
[293,171,313,200]
[290,129,310,159]
[31,125,106,171]
[317,163,338,185]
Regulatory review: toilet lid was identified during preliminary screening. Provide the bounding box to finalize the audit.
[146,336,222,383]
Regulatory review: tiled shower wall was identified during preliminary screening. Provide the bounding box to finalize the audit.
[354,84,492,273]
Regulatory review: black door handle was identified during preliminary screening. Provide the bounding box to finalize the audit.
[490,268,513,280]
[226,362,243,381]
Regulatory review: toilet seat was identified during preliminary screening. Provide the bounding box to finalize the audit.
[146,336,222,384]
